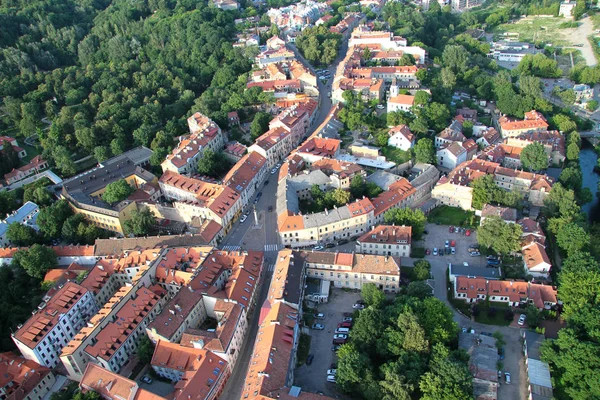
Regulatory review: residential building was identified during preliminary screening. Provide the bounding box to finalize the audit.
[266,0,331,30]
[301,251,401,292]
[4,156,48,185]
[151,341,229,400]
[162,113,225,174]
[61,285,166,378]
[355,225,412,257]
[407,163,440,206]
[498,110,548,137]
[435,120,465,148]
[296,137,341,165]
[223,151,268,208]
[454,278,558,309]
[479,204,517,223]
[248,127,295,169]
[448,263,501,283]
[0,352,56,400]
[223,141,247,163]
[489,41,539,63]
[12,282,98,368]
[349,25,427,63]
[310,159,365,189]
[266,36,285,50]
[255,47,295,68]
[0,201,40,247]
[475,128,501,148]
[159,172,242,233]
[522,331,554,400]
[61,151,157,234]
[456,108,478,122]
[288,170,331,200]
[336,78,385,103]
[437,142,467,170]
[0,136,26,158]
[213,0,239,10]
[559,0,576,17]
[290,60,317,89]
[505,130,565,166]
[387,124,415,150]
[522,241,552,279]
[80,364,157,400]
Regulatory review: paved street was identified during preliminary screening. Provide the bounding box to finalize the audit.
[218,39,345,400]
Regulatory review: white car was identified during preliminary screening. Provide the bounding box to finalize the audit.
[239,214,248,223]
[333,334,348,340]
[313,245,324,251]
[352,303,365,310]
[376,104,384,109]
[270,168,277,174]
[463,262,469,267]
[518,314,526,326]
[327,375,336,383]
[327,369,337,375]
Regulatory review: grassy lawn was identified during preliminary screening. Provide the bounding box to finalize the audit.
[427,206,478,227]
[296,334,312,366]
[381,146,411,165]
[556,48,587,74]
[20,143,41,164]
[490,17,570,46]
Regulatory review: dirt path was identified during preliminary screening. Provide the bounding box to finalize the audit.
[559,16,597,66]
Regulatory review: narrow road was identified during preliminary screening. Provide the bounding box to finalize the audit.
[218,37,349,400]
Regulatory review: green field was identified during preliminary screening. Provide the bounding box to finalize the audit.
[427,206,478,227]
[491,17,571,46]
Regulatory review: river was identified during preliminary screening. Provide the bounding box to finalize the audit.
[580,143,600,222]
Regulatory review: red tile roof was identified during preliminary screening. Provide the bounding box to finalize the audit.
[358,224,412,245]
[223,152,267,195]
[0,352,52,400]
[80,363,139,400]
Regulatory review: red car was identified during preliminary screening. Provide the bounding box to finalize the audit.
[449,225,454,233]
[425,248,431,255]
[338,322,352,328]
[465,229,471,236]
[450,240,456,247]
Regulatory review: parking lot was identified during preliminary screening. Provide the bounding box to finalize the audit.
[294,290,361,398]
[421,223,487,267]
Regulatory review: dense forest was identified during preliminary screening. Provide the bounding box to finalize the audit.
[0,0,267,176]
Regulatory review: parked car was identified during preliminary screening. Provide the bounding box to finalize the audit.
[498,370,502,379]
[327,369,337,376]
[445,247,451,255]
[338,322,352,328]
[451,247,456,255]
[332,338,347,345]
[270,168,277,175]
[449,225,454,233]
[333,334,348,340]
[425,248,431,255]
[337,239,349,245]
[445,240,450,248]
[433,248,438,256]
[487,255,498,261]
[307,354,314,365]
[268,205,273,212]
[353,303,365,309]
[327,375,336,383]
[504,372,511,384]
[239,214,248,223]
[463,262,469,267]
[342,317,353,322]
[314,313,325,319]
[313,245,324,251]
[487,258,500,265]
[518,314,526,326]
[312,323,325,330]
[498,347,505,360]
[325,242,335,248]
[465,229,472,236]
[454,227,460,233]
[450,240,456,247]
[142,376,153,384]
[469,251,481,256]
[255,192,263,203]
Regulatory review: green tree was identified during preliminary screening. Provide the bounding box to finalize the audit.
[6,223,39,246]
[587,100,598,111]
[413,260,431,281]
[137,335,155,364]
[0,191,18,218]
[470,175,500,210]
[556,223,590,256]
[567,142,580,161]
[196,150,231,178]
[419,358,472,400]
[102,179,135,204]
[124,208,156,237]
[361,283,386,308]
[525,305,542,329]
[559,167,582,191]
[520,142,548,171]
[413,138,436,164]
[406,281,433,299]
[551,114,577,133]
[396,310,428,352]
[336,344,371,392]
[37,200,73,239]
[250,112,271,139]
[543,183,580,220]
[350,175,366,199]
[417,297,458,345]
[13,245,57,279]
[477,216,523,255]
[384,208,427,239]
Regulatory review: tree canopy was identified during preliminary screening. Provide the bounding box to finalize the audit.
[384,208,427,239]
[413,138,436,164]
[477,215,522,255]
[13,245,57,279]
[520,142,548,171]
[102,179,134,204]
[196,150,232,178]
[124,208,156,237]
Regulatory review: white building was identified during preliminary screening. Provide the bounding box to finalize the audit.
[0,201,40,247]
[437,142,467,170]
[387,125,415,151]
[12,282,98,368]
[387,94,415,113]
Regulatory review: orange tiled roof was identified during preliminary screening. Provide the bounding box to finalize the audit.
[388,94,415,106]
[358,224,412,245]
[80,363,140,400]
[0,352,52,400]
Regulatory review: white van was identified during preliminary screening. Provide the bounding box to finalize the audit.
[335,327,350,334]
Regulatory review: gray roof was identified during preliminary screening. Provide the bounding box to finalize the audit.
[276,178,300,215]
[288,170,331,191]
[366,170,401,191]
[102,146,153,166]
[459,332,498,383]
[284,252,306,305]
[408,163,439,188]
[523,331,545,359]
[0,201,40,236]
[303,205,352,228]
[315,117,344,139]
[94,234,214,256]
[527,359,553,398]
[450,264,501,280]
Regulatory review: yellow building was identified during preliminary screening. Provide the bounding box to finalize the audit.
[61,150,157,234]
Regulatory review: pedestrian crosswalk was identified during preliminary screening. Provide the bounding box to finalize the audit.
[266,262,275,272]
[221,245,241,251]
[264,244,281,252]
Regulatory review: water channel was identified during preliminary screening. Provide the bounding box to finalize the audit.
[580,142,600,222]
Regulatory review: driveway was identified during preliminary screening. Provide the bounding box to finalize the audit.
[558,16,597,66]
[293,290,360,398]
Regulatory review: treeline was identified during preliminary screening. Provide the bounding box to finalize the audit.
[0,0,269,176]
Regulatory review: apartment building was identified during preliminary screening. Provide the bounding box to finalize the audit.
[0,201,40,247]
[222,151,268,208]
[151,340,229,400]
[356,225,412,257]
[437,142,467,170]
[522,331,554,400]
[498,110,548,137]
[248,127,295,169]
[12,282,97,368]
[454,277,558,309]
[301,251,401,292]
[504,130,565,166]
[310,159,365,189]
[61,285,166,378]
[61,151,157,234]
[0,352,56,400]
[159,172,242,233]
[432,159,554,210]
[295,137,341,166]
[162,113,225,174]
[4,155,48,185]
[349,25,427,63]
[255,47,295,68]
[80,364,156,400]
[0,136,26,158]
